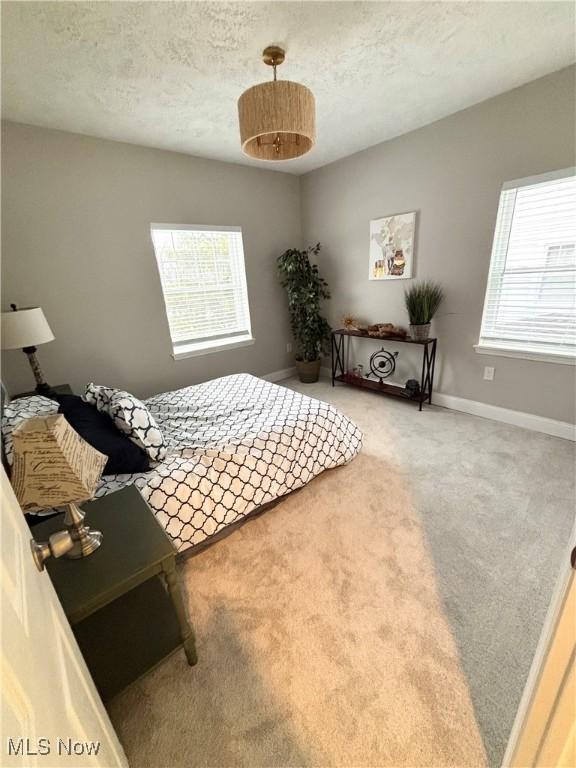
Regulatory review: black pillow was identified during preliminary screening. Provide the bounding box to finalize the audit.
[57,395,150,475]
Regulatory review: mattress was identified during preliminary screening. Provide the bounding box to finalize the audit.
[95,374,362,551]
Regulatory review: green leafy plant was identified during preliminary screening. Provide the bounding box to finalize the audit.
[278,243,331,362]
[404,281,444,325]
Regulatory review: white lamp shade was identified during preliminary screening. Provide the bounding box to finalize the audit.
[1,307,54,350]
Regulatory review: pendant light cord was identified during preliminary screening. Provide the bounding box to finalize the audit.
[273,59,279,151]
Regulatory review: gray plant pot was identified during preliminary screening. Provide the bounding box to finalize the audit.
[409,323,431,341]
[296,359,321,383]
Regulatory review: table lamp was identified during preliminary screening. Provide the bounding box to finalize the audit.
[1,304,55,396]
[11,415,107,568]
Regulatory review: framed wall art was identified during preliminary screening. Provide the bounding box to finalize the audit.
[369,211,416,280]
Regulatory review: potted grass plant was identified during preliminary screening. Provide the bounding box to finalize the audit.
[404,280,444,341]
[278,243,331,383]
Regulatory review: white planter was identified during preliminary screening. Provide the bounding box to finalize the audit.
[409,323,431,341]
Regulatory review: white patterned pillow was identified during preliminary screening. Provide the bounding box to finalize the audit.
[84,383,167,463]
[83,383,116,412]
[2,395,59,465]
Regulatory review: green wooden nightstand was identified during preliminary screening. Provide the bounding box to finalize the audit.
[12,383,73,399]
[33,485,198,700]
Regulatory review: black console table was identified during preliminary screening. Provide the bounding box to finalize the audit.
[331,329,437,411]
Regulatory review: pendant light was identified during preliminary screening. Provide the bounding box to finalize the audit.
[238,46,315,161]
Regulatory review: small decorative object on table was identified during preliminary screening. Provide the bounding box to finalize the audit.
[405,379,421,398]
[366,323,407,339]
[1,304,56,397]
[342,314,360,331]
[11,414,107,566]
[367,348,399,381]
[404,281,444,341]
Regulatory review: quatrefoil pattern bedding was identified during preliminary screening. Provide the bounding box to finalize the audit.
[95,374,363,552]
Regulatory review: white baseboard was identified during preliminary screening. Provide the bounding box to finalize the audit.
[262,366,297,383]
[267,367,575,441]
[432,393,575,441]
[320,367,574,440]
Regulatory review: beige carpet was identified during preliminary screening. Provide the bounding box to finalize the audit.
[109,379,574,767]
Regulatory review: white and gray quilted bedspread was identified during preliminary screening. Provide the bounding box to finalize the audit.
[96,374,362,552]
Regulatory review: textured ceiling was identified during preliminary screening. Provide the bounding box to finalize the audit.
[2,1,575,174]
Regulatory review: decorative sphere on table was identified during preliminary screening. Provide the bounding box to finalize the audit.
[369,348,399,380]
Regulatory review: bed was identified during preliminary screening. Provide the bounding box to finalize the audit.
[3,374,362,553]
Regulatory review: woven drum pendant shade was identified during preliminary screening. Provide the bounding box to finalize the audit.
[238,48,315,161]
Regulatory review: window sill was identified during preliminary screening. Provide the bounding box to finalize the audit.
[173,335,255,360]
[474,344,576,365]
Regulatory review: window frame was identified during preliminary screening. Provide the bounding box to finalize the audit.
[150,223,254,360]
[475,168,576,366]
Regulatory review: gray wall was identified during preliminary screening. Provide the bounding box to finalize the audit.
[301,66,576,423]
[3,67,575,420]
[1,122,300,398]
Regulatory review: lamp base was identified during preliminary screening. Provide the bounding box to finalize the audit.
[22,346,55,399]
[35,382,56,398]
[63,502,103,559]
[65,527,103,559]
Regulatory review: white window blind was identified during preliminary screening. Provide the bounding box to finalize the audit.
[478,168,576,362]
[151,224,252,358]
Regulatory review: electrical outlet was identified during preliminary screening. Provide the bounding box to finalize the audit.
[286,342,292,354]
[483,366,495,381]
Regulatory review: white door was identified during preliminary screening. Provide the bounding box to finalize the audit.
[1,468,128,767]
[503,532,576,767]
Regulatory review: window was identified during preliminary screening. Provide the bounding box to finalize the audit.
[477,168,576,363]
[151,224,253,359]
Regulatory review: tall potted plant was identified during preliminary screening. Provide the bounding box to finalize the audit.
[404,281,444,341]
[278,243,331,383]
